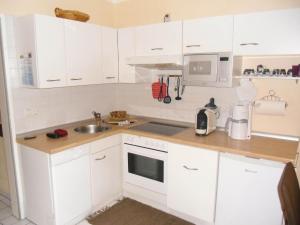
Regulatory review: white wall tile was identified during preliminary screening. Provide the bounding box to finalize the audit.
[115,82,238,127]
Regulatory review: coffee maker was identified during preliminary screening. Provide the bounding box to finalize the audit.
[195,98,219,136]
[226,104,252,140]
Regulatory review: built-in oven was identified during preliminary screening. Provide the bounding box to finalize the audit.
[183,52,233,87]
[123,135,168,194]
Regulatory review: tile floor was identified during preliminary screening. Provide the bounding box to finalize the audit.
[0,198,34,225]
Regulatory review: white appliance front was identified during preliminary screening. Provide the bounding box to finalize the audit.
[184,54,218,82]
[123,143,168,194]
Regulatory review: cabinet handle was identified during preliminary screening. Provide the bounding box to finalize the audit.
[105,76,116,79]
[70,78,83,81]
[95,155,106,161]
[46,79,61,82]
[244,169,258,174]
[186,45,201,48]
[183,165,199,171]
[151,48,163,51]
[240,43,259,46]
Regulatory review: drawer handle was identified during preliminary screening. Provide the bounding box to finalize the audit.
[95,155,106,161]
[186,45,201,48]
[183,165,199,171]
[46,79,61,82]
[240,43,259,46]
[244,169,258,174]
[151,48,163,51]
[70,78,83,81]
[105,76,116,79]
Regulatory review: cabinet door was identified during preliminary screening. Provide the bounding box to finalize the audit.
[167,143,219,222]
[52,153,92,225]
[118,28,136,83]
[65,20,102,85]
[136,21,182,56]
[215,153,284,225]
[35,15,67,88]
[234,8,300,55]
[102,27,119,83]
[91,145,122,208]
[183,16,233,54]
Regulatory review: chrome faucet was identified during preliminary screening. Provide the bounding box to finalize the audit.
[92,111,102,126]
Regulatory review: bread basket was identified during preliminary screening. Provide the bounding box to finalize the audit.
[55,8,90,22]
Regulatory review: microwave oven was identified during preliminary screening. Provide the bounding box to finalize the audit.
[183,52,233,87]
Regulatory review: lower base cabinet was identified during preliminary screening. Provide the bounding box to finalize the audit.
[20,135,122,225]
[52,150,91,225]
[167,143,219,223]
[215,153,284,225]
[90,144,122,209]
[21,144,92,225]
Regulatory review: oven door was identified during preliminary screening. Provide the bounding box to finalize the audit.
[183,54,218,85]
[123,144,167,194]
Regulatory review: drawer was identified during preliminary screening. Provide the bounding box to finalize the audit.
[90,134,121,154]
[51,144,90,166]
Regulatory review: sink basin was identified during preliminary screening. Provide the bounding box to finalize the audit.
[74,124,111,134]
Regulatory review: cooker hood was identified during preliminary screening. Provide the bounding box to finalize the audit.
[126,55,183,70]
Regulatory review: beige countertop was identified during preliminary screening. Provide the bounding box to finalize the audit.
[17,117,299,163]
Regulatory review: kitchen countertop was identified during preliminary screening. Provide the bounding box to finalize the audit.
[17,117,299,163]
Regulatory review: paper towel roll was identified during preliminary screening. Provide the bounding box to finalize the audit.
[254,100,286,115]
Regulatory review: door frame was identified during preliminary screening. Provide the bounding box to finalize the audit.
[0,15,22,218]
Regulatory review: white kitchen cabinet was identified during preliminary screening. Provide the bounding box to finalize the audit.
[215,153,284,225]
[183,15,233,54]
[20,144,92,225]
[16,15,67,88]
[90,135,122,210]
[135,21,182,56]
[233,8,300,55]
[183,16,233,54]
[118,27,136,83]
[167,143,219,223]
[101,26,119,83]
[64,20,102,85]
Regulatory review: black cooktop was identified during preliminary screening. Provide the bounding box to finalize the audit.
[130,121,188,136]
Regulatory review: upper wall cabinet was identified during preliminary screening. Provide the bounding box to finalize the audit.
[233,8,300,56]
[118,27,136,83]
[101,27,119,83]
[16,15,117,88]
[16,15,67,88]
[183,16,234,54]
[64,20,102,86]
[135,21,182,56]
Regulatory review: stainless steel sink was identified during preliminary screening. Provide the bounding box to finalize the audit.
[74,124,111,134]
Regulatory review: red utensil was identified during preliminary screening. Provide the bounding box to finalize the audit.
[152,78,166,100]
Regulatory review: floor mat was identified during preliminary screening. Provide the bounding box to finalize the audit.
[88,198,194,225]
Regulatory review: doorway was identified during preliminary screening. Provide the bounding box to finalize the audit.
[0,113,10,203]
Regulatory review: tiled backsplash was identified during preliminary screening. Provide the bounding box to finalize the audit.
[116,81,239,127]
[12,85,117,134]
